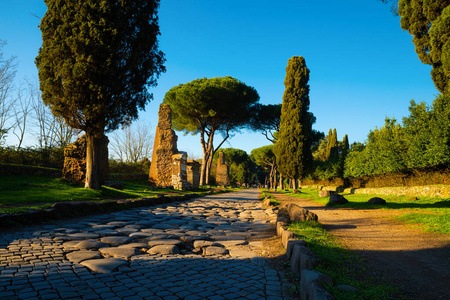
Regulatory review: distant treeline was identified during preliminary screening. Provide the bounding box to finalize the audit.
[308,95,450,185]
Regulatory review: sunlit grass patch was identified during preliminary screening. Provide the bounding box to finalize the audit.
[288,221,397,299]
[282,188,450,235]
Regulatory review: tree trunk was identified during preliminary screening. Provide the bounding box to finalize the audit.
[85,132,103,190]
[279,174,283,190]
[200,151,208,186]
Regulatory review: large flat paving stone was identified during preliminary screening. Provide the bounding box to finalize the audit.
[67,232,100,240]
[66,250,102,263]
[147,244,180,255]
[203,246,229,256]
[99,247,140,259]
[100,236,133,245]
[80,258,128,274]
[74,240,110,250]
[147,239,184,247]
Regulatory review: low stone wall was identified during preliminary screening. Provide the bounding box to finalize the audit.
[263,199,336,300]
[344,185,450,198]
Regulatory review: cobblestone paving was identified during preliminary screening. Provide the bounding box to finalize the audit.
[0,189,293,299]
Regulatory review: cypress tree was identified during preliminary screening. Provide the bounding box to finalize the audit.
[274,56,312,180]
[342,134,349,158]
[325,129,333,160]
[36,0,165,189]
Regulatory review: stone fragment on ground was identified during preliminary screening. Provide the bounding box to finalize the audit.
[148,244,180,255]
[80,258,128,274]
[99,247,140,259]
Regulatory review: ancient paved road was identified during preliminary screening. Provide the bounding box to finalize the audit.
[0,189,293,300]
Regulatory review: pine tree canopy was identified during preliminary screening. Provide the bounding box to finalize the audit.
[36,0,165,135]
[399,0,450,94]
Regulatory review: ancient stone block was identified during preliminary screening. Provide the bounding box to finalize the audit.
[149,104,179,187]
[172,152,188,190]
[216,152,230,186]
[187,160,201,189]
[63,134,109,185]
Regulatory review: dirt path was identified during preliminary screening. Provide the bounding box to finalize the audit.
[271,192,450,300]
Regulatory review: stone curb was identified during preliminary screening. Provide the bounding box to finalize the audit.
[275,204,336,300]
[0,190,231,228]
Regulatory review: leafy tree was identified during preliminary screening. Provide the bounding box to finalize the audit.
[36,0,165,189]
[212,148,257,185]
[403,95,450,168]
[398,0,450,94]
[251,145,277,189]
[250,103,281,143]
[163,76,259,185]
[274,56,312,183]
[344,118,407,177]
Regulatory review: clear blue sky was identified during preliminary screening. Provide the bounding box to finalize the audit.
[0,0,439,158]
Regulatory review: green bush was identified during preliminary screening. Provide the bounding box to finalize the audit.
[109,158,150,174]
[0,146,64,169]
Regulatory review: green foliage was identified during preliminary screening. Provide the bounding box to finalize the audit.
[275,56,313,180]
[36,0,165,135]
[250,103,281,143]
[251,145,277,187]
[109,158,150,174]
[164,76,259,185]
[344,118,407,178]
[345,95,450,178]
[399,0,450,94]
[213,148,258,185]
[0,146,64,169]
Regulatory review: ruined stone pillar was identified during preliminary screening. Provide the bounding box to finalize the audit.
[187,160,201,189]
[215,152,230,186]
[149,104,178,187]
[172,152,188,190]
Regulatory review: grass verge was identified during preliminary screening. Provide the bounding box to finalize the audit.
[0,175,217,215]
[287,221,398,299]
[282,188,450,235]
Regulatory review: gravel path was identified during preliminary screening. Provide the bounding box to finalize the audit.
[272,192,450,300]
[0,189,294,300]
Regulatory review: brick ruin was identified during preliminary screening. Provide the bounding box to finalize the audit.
[215,151,230,187]
[63,134,109,185]
[149,104,200,190]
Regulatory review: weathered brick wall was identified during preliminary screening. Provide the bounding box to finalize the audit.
[187,160,201,189]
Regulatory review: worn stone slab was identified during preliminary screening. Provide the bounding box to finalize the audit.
[193,240,221,249]
[146,234,180,241]
[203,246,229,256]
[147,239,184,247]
[229,250,256,258]
[67,233,100,240]
[129,232,154,238]
[100,236,133,246]
[74,240,110,250]
[215,240,248,247]
[99,247,140,259]
[210,235,246,241]
[80,258,128,274]
[118,243,149,249]
[147,245,180,255]
[66,250,102,263]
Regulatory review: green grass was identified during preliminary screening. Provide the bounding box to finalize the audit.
[288,221,398,300]
[0,175,210,215]
[282,188,450,235]
[260,189,281,206]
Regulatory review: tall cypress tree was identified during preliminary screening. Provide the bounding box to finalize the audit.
[275,56,312,180]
